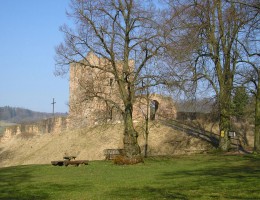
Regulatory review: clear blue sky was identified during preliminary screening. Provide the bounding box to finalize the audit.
[0,0,71,113]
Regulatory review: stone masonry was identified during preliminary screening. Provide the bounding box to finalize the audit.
[68,52,176,127]
[69,52,124,126]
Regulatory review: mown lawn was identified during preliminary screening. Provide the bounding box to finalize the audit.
[0,154,259,200]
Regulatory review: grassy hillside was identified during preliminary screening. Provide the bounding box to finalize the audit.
[0,121,214,168]
[0,154,259,200]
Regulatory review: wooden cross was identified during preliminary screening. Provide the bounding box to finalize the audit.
[51,98,56,116]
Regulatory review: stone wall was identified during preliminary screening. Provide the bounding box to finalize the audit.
[0,116,68,143]
[133,94,177,121]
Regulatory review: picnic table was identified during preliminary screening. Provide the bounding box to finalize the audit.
[63,155,76,161]
[51,156,88,167]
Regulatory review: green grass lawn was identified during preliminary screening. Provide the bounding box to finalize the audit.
[0,154,259,200]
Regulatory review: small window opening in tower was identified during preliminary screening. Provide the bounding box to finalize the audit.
[109,78,114,86]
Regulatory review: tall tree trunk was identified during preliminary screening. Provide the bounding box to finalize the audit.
[123,103,141,157]
[254,74,260,153]
[144,84,150,158]
[144,118,149,157]
[219,88,231,151]
[144,101,149,158]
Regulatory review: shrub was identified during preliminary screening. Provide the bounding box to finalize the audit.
[113,155,144,165]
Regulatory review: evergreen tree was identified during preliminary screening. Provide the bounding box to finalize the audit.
[233,87,249,120]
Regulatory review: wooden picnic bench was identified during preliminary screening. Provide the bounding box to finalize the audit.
[64,160,88,167]
[51,156,88,167]
[104,149,124,160]
[51,161,64,166]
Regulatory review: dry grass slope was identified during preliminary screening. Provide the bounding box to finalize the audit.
[0,121,213,168]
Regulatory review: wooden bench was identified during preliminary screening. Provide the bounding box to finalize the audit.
[51,161,64,166]
[104,149,124,160]
[64,160,88,167]
[51,156,88,167]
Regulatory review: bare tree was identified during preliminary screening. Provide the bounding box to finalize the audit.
[172,0,256,151]
[236,69,260,154]
[55,0,165,159]
[235,0,260,152]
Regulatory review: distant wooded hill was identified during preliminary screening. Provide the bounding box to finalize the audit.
[0,106,67,123]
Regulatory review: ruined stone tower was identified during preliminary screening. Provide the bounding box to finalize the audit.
[69,52,124,126]
[69,52,176,127]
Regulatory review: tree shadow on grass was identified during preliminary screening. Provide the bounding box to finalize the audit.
[158,156,260,199]
[0,166,49,200]
[107,186,188,200]
[106,156,260,199]
[161,120,219,148]
[0,165,93,200]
